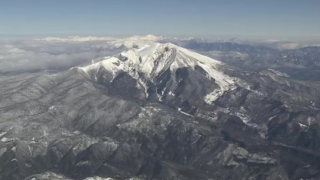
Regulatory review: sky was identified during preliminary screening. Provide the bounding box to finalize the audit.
[1,0,320,39]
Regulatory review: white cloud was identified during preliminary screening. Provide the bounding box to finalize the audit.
[39,36,116,42]
[0,39,126,73]
[0,35,162,73]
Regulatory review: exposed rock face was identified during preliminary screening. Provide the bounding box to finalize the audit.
[0,43,320,180]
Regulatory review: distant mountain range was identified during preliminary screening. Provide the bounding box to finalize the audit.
[171,39,320,81]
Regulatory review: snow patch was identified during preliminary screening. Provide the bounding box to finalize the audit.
[168,91,175,96]
[204,89,223,104]
[1,137,9,142]
[298,123,308,129]
[0,131,7,138]
[268,69,290,77]
[178,108,194,118]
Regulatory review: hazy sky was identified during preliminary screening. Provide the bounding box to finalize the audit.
[1,0,320,39]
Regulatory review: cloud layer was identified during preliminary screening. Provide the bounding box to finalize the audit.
[1,35,318,74]
[0,39,126,73]
[0,35,163,73]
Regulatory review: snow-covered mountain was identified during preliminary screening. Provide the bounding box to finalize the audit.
[79,43,239,103]
[1,42,320,180]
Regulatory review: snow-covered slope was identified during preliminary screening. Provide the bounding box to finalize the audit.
[79,43,237,103]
